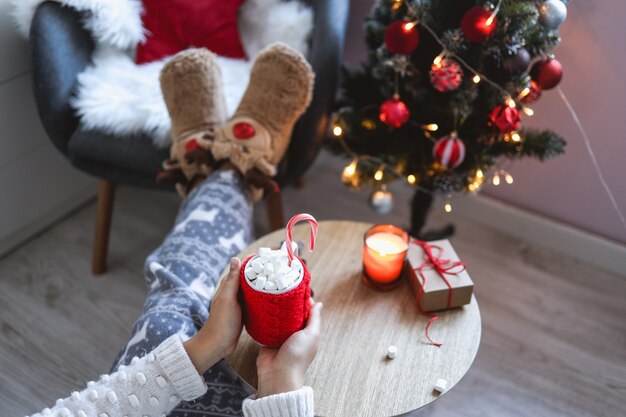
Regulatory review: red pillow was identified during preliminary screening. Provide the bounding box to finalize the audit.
[136,0,246,64]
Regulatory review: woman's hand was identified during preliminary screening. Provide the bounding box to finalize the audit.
[256,299,323,397]
[184,257,243,374]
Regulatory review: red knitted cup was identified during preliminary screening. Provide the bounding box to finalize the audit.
[240,256,312,347]
[239,214,318,347]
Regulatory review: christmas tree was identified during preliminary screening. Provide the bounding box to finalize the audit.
[329,0,568,237]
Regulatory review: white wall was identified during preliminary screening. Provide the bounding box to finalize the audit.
[0,0,95,255]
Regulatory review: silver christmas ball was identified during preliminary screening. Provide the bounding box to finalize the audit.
[368,189,394,214]
[538,0,567,30]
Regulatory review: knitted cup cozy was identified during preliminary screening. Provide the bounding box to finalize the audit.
[240,255,312,347]
[239,214,318,347]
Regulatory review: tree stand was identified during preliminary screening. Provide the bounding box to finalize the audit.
[409,187,455,241]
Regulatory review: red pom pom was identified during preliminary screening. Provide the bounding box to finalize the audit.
[185,138,200,152]
[461,7,497,42]
[379,97,410,128]
[433,133,466,169]
[384,21,420,55]
[430,58,463,92]
[530,57,563,90]
[489,104,521,134]
[521,80,542,104]
[233,122,256,139]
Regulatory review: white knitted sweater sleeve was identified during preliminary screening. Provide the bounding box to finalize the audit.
[29,334,207,417]
[28,334,314,417]
[242,387,314,417]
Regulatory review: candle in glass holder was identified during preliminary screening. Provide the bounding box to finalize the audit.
[362,224,409,291]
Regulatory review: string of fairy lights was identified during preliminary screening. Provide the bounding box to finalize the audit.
[331,0,533,213]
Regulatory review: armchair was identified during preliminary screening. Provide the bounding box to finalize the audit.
[28,0,350,274]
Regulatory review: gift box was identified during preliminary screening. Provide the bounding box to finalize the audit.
[406,239,473,312]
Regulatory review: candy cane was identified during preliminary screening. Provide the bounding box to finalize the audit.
[285,213,318,265]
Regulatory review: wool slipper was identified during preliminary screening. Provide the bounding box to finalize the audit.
[210,43,314,195]
[159,48,227,192]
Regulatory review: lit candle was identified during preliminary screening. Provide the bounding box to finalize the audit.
[362,224,409,291]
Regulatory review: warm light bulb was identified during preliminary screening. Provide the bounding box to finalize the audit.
[332,126,343,136]
[374,169,384,181]
[492,174,501,186]
[361,119,376,130]
[404,21,416,31]
[505,174,514,184]
[392,0,403,11]
[407,174,417,184]
[523,107,534,116]
[433,53,444,67]
[520,87,531,98]
[506,97,516,108]
[511,132,521,142]
[424,123,439,131]
[473,74,481,83]
[343,161,357,177]
[444,203,452,213]
[485,14,495,26]
[476,168,484,179]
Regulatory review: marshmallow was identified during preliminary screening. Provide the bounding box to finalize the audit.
[276,275,292,290]
[251,258,264,274]
[287,269,300,281]
[263,263,275,275]
[264,281,277,291]
[387,345,398,359]
[245,268,257,281]
[255,275,267,290]
[258,247,272,257]
[433,378,448,393]
[275,263,290,275]
[281,241,299,256]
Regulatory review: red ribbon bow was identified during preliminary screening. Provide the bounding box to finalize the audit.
[412,240,467,347]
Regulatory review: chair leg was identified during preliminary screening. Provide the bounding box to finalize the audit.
[266,191,285,231]
[92,180,116,276]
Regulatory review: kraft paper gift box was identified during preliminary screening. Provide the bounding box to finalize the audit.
[406,239,474,312]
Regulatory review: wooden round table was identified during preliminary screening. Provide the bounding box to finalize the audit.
[228,221,481,417]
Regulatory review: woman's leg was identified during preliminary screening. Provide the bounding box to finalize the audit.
[111,169,254,416]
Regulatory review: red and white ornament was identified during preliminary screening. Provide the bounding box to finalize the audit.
[461,6,497,42]
[530,57,563,90]
[489,104,521,134]
[379,96,410,128]
[433,132,466,169]
[430,58,463,92]
[385,21,420,55]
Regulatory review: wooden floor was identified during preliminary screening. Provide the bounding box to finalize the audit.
[1,151,625,417]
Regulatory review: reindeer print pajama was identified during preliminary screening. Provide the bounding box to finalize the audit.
[111,169,254,416]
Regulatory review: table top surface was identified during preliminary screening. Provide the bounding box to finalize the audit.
[228,220,482,417]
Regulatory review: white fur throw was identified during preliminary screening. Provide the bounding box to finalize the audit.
[12,0,313,147]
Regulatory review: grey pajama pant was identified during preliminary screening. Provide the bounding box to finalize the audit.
[111,169,255,416]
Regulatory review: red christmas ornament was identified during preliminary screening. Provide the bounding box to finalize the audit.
[430,58,464,92]
[521,80,542,104]
[461,6,497,42]
[379,96,410,128]
[489,104,521,134]
[530,57,563,90]
[384,21,420,54]
[433,133,466,169]
[233,122,256,139]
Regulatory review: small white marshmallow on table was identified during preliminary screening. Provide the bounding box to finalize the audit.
[245,242,302,292]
